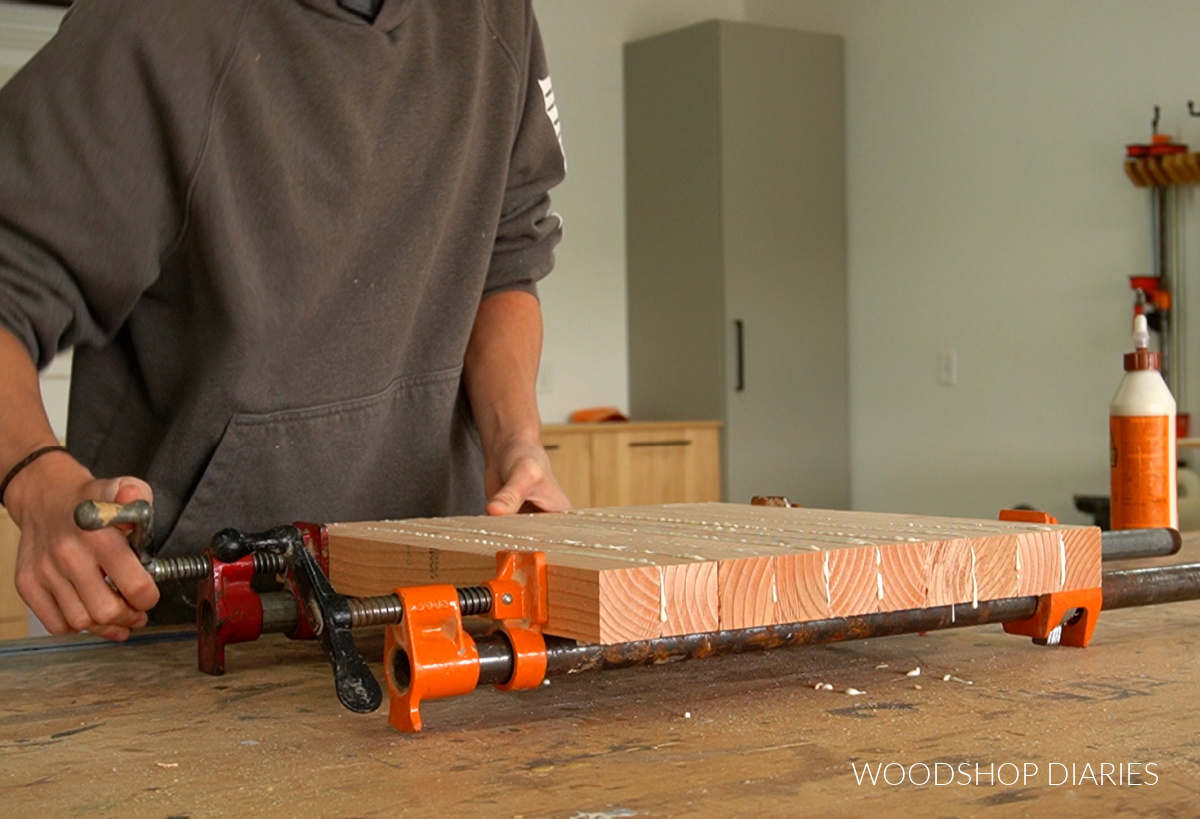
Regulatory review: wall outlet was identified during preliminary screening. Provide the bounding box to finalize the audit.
[937,349,958,386]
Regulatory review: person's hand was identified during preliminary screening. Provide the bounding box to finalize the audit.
[7,451,158,641]
[484,437,572,515]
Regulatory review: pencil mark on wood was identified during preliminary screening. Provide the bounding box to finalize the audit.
[49,723,104,740]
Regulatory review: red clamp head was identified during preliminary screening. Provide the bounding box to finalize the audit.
[196,522,332,675]
[196,551,262,675]
[288,522,330,641]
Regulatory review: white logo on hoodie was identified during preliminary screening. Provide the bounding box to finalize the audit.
[538,75,566,169]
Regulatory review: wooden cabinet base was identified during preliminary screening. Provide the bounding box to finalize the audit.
[0,508,29,640]
[541,421,721,508]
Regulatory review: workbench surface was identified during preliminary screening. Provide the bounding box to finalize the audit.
[2,568,1198,817]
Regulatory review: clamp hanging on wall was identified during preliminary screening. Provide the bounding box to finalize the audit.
[1122,104,1190,438]
[1124,106,1197,188]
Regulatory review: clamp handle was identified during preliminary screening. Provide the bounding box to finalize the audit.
[74,499,155,562]
[287,530,383,714]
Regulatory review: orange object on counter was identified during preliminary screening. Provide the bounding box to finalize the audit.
[569,406,629,423]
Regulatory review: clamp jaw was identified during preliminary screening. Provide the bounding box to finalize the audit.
[195,524,321,677]
[997,508,1103,647]
[385,550,548,732]
[196,522,382,713]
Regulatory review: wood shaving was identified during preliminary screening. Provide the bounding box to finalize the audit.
[905,667,921,677]
[156,762,179,769]
[845,688,866,696]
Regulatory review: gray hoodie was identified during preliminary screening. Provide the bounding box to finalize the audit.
[0,0,565,556]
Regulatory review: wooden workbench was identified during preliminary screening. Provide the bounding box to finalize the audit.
[2,562,1199,816]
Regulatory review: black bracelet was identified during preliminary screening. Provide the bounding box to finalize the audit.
[0,445,70,507]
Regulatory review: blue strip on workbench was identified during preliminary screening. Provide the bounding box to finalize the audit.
[0,627,196,658]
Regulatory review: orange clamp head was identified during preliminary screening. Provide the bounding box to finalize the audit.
[486,550,549,629]
[494,625,547,692]
[999,508,1058,525]
[384,584,480,733]
[1003,587,1103,647]
[485,551,549,692]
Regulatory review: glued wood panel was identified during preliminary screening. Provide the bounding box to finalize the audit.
[327,503,1102,645]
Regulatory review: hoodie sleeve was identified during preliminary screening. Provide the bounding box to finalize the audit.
[481,5,566,300]
[0,1,221,368]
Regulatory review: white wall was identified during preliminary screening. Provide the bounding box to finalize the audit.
[739,0,1200,522]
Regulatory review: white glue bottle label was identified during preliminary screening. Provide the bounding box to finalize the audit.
[1110,314,1177,529]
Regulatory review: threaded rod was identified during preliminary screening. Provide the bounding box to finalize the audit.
[145,555,209,584]
[348,594,403,627]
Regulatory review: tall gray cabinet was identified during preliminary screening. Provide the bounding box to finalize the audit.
[624,20,849,508]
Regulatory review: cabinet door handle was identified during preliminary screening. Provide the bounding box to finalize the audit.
[629,440,692,448]
[734,319,745,392]
[543,444,561,451]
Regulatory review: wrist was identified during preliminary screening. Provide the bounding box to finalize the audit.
[481,419,543,457]
[3,447,88,523]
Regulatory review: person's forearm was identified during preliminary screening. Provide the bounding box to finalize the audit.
[462,289,570,513]
[0,324,157,637]
[462,290,545,455]
[0,325,68,512]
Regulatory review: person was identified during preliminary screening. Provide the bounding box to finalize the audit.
[0,0,570,641]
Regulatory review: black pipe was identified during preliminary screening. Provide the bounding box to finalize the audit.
[1101,528,1181,561]
[1101,562,1200,610]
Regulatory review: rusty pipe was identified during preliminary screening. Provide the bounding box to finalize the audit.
[465,562,1200,682]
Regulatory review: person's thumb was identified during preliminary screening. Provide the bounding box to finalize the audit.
[486,461,542,516]
[100,476,154,506]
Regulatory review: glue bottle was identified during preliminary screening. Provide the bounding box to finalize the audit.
[1110,314,1177,529]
